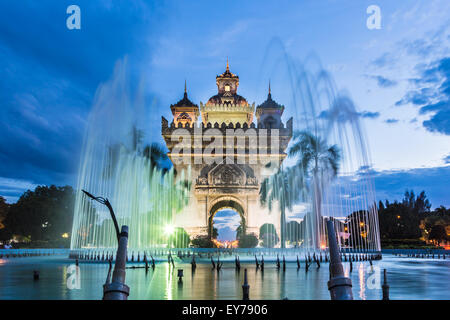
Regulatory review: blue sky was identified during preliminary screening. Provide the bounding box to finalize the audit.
[0,0,449,214]
[213,210,241,241]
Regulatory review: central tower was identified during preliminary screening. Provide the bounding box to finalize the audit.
[162,61,292,244]
[200,59,254,126]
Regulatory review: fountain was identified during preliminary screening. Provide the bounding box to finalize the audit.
[71,53,381,257]
[70,60,190,251]
[258,43,381,253]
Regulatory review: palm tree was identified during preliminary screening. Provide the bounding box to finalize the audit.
[103,127,169,179]
[260,165,303,248]
[142,142,169,174]
[288,130,340,248]
[236,221,246,240]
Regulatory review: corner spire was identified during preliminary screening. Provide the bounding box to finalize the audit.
[184,79,187,98]
[268,80,272,99]
[226,57,229,72]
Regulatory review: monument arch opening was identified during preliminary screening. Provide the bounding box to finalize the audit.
[208,197,246,240]
[211,208,243,245]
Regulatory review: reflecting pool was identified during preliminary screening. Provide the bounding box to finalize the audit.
[0,254,448,300]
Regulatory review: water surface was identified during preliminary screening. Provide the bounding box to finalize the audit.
[0,255,448,300]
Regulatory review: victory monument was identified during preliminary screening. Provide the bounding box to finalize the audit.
[161,61,292,240]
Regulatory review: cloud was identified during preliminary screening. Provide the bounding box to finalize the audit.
[375,21,450,69]
[422,104,450,134]
[403,38,440,58]
[318,109,380,120]
[213,209,242,241]
[396,57,450,135]
[385,118,399,124]
[368,75,397,88]
[444,154,450,164]
[399,23,450,58]
[359,111,380,119]
[371,53,396,68]
[207,20,252,57]
[333,165,450,209]
[0,177,39,203]
[371,166,450,208]
[0,1,166,194]
[395,87,433,106]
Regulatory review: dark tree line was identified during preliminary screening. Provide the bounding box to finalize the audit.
[0,196,9,230]
[378,190,449,245]
[1,186,448,249]
[0,186,75,247]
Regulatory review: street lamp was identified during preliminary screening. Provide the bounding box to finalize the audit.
[82,190,129,300]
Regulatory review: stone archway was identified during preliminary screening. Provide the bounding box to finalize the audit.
[208,196,246,239]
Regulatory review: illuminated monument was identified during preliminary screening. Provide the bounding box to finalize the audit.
[71,59,380,252]
[161,61,292,239]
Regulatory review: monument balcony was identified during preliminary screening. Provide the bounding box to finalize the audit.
[161,116,293,135]
[200,102,255,113]
[194,184,260,196]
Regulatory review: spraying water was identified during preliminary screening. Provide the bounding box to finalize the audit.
[259,41,381,252]
[70,60,190,250]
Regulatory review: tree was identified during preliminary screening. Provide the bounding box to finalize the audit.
[259,223,279,248]
[378,190,433,241]
[0,196,8,229]
[260,166,301,248]
[346,210,376,249]
[191,235,214,248]
[142,142,170,174]
[104,137,169,180]
[421,205,450,244]
[236,221,246,240]
[212,227,218,239]
[403,190,431,214]
[169,227,190,248]
[2,186,75,244]
[433,206,450,217]
[288,130,340,248]
[286,221,302,245]
[238,234,259,248]
[428,225,447,245]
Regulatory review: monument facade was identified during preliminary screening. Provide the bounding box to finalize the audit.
[161,61,292,241]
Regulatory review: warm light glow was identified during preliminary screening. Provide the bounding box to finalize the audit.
[164,225,175,236]
[397,215,401,219]
[360,222,364,227]
[212,239,239,248]
[61,233,69,238]
[320,244,326,249]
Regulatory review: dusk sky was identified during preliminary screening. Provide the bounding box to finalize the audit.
[0,0,449,214]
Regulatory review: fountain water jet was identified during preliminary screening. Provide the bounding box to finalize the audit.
[70,60,190,251]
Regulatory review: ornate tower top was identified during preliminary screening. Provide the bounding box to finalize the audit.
[206,59,249,106]
[170,81,199,127]
[215,58,240,95]
[256,82,284,111]
[201,60,254,125]
[255,82,285,128]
